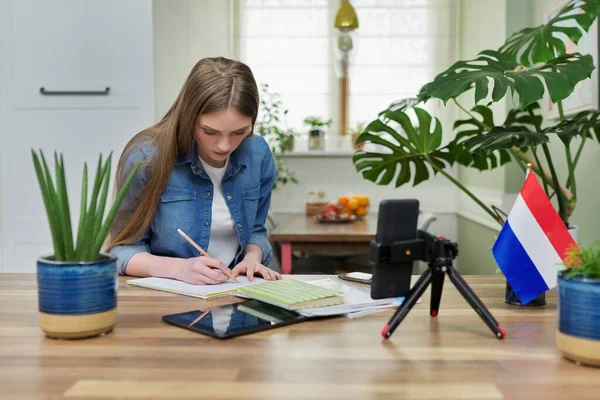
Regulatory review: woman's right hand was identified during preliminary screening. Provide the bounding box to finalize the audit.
[175,256,232,285]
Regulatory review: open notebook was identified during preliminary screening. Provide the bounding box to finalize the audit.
[298,277,397,317]
[126,276,266,300]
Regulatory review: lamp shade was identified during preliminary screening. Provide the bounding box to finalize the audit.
[334,2,359,30]
[333,1,359,78]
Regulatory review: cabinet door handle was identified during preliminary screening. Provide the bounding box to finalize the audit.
[39,87,110,95]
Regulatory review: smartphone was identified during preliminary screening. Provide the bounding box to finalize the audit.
[370,199,420,299]
[338,272,372,285]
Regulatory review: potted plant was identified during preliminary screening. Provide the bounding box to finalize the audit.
[347,121,367,150]
[32,149,139,339]
[304,116,332,150]
[255,83,298,189]
[352,0,600,306]
[556,242,600,366]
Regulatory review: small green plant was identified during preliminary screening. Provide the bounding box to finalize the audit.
[563,242,600,280]
[303,116,332,130]
[31,149,140,262]
[255,83,298,189]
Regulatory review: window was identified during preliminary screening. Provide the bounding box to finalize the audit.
[236,0,456,144]
[237,0,331,133]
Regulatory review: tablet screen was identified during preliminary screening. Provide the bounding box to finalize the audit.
[162,300,308,339]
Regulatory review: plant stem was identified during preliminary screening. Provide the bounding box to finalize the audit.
[557,100,565,122]
[541,142,568,224]
[429,158,503,226]
[532,148,550,196]
[573,134,587,167]
[565,146,576,194]
[511,148,550,187]
[525,107,552,197]
[550,40,577,207]
[556,100,577,196]
[452,98,490,130]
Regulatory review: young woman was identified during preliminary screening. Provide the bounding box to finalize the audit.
[107,57,282,285]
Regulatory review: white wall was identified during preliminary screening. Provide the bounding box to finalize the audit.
[0,0,154,272]
[153,0,233,121]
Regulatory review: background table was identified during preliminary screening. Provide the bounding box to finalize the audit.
[269,214,377,274]
[0,274,597,399]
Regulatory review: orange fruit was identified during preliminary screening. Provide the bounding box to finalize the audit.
[338,195,349,206]
[359,196,369,207]
[355,207,367,217]
[348,198,359,210]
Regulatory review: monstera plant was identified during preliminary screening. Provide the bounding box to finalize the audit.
[353,0,600,229]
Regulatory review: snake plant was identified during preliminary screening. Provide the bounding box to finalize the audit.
[31,149,140,262]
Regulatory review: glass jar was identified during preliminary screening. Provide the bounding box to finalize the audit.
[308,129,325,150]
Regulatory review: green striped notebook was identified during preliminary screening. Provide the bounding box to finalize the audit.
[237,279,344,310]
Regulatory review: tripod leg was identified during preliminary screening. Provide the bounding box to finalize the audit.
[446,266,505,339]
[430,271,444,317]
[382,268,433,339]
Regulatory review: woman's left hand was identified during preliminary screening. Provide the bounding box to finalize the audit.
[232,260,282,281]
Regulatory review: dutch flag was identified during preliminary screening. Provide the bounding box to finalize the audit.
[492,171,578,304]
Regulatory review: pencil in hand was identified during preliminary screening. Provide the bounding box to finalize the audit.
[177,228,239,283]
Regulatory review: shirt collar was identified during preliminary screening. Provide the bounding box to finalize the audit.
[175,141,247,178]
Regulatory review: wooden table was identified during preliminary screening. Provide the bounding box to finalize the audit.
[1,274,598,399]
[269,214,377,274]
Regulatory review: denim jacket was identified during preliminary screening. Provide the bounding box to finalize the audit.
[109,135,276,275]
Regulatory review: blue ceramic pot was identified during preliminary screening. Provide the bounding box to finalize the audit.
[556,274,600,367]
[36,253,117,339]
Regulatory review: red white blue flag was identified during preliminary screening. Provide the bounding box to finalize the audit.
[492,171,578,304]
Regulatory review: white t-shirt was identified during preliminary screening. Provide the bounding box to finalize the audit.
[199,157,239,267]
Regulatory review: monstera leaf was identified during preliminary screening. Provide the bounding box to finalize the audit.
[499,0,600,66]
[353,107,454,187]
[568,110,600,141]
[464,127,550,155]
[551,110,600,146]
[418,50,594,109]
[465,105,600,154]
[504,101,543,129]
[379,97,420,116]
[448,106,511,170]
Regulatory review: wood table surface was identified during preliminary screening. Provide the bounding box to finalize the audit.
[1,274,598,400]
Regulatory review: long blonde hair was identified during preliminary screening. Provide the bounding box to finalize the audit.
[107,57,259,250]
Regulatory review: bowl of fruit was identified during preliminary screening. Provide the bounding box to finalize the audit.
[315,194,370,223]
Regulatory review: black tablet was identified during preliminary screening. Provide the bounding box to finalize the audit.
[162,300,308,339]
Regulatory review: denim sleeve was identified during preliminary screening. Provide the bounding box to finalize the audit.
[108,146,152,275]
[248,148,276,266]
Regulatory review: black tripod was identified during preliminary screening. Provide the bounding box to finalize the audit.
[372,231,506,340]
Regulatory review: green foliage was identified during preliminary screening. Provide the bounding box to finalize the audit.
[352,0,600,227]
[353,107,454,187]
[255,84,298,189]
[347,120,367,135]
[31,149,140,262]
[303,116,332,129]
[418,51,594,110]
[449,105,512,170]
[563,242,600,280]
[500,0,600,66]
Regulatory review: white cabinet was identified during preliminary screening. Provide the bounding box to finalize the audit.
[0,0,154,272]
